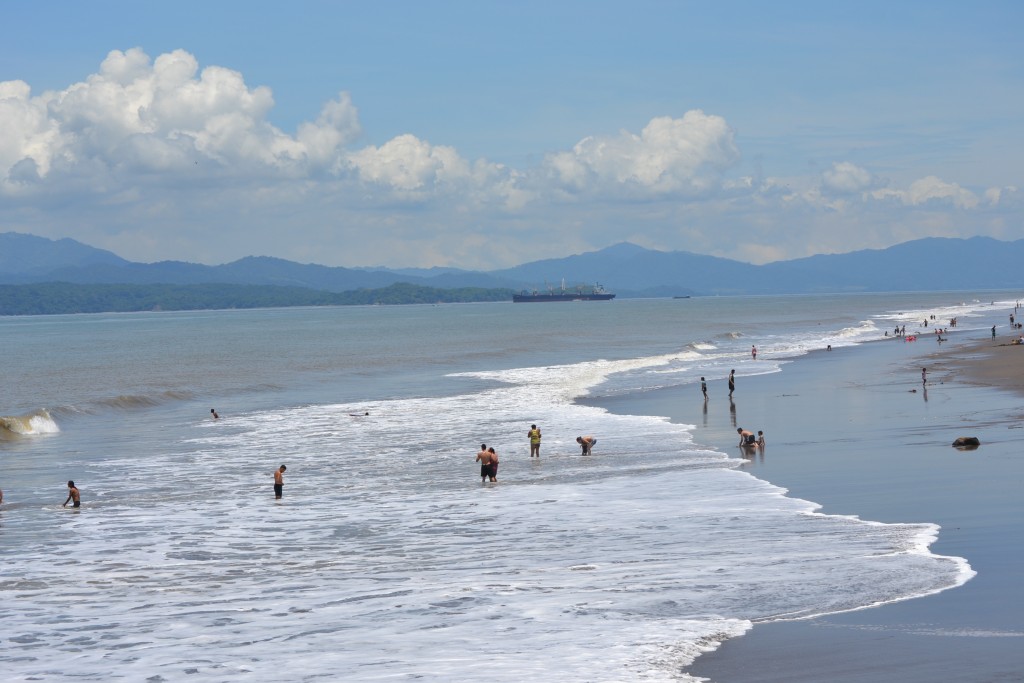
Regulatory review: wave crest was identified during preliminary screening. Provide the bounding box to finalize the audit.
[0,409,60,438]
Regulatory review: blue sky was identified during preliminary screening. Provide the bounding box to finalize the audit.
[1,0,1022,268]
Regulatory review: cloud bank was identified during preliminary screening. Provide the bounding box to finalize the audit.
[0,48,1017,268]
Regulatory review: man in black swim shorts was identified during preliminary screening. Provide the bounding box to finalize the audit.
[274,465,286,499]
[63,480,80,508]
[476,444,494,482]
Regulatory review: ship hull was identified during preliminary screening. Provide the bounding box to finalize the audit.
[512,293,616,303]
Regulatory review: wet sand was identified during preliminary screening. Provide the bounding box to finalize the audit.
[590,329,1024,682]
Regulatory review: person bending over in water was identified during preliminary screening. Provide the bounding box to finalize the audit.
[737,428,757,447]
[63,480,80,508]
[576,435,597,455]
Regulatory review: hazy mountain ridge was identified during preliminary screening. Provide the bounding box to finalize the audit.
[1,232,1021,296]
[0,233,130,274]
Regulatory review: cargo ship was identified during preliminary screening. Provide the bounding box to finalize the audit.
[512,281,616,303]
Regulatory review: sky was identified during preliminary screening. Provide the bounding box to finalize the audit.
[1,0,1022,269]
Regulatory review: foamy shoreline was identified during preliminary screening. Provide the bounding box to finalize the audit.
[591,324,1024,682]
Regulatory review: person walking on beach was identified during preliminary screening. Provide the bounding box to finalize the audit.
[728,369,735,397]
[576,435,597,455]
[476,444,494,482]
[992,325,997,338]
[922,367,927,385]
[751,345,757,360]
[62,480,80,508]
[737,428,756,447]
[701,377,708,400]
[528,424,542,458]
[273,465,286,499]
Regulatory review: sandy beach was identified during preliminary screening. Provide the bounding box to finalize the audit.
[591,327,1024,682]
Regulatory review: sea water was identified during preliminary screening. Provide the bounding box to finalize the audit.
[0,291,1015,681]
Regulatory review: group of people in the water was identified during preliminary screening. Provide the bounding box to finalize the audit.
[15,362,774,505]
[472,427,600,483]
[699,367,767,453]
[702,368,745,401]
[737,428,766,449]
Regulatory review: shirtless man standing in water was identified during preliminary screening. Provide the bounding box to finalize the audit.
[63,480,80,508]
[476,444,494,482]
[274,465,287,499]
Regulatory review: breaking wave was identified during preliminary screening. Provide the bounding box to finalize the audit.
[0,410,59,439]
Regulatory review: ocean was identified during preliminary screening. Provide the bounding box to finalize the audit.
[0,291,1014,682]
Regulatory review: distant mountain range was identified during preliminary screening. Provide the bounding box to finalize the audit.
[2,231,1023,297]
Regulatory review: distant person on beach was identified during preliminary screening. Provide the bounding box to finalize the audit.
[476,444,494,482]
[992,325,997,338]
[488,447,499,481]
[751,345,757,360]
[528,424,542,457]
[922,367,927,385]
[576,435,597,455]
[701,377,708,400]
[63,480,80,508]
[757,431,766,447]
[211,408,219,419]
[273,465,286,499]
[728,369,735,397]
[737,428,756,447]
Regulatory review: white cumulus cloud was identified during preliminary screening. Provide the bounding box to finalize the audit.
[348,134,472,191]
[821,161,876,194]
[870,175,979,209]
[0,48,362,192]
[544,110,739,196]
